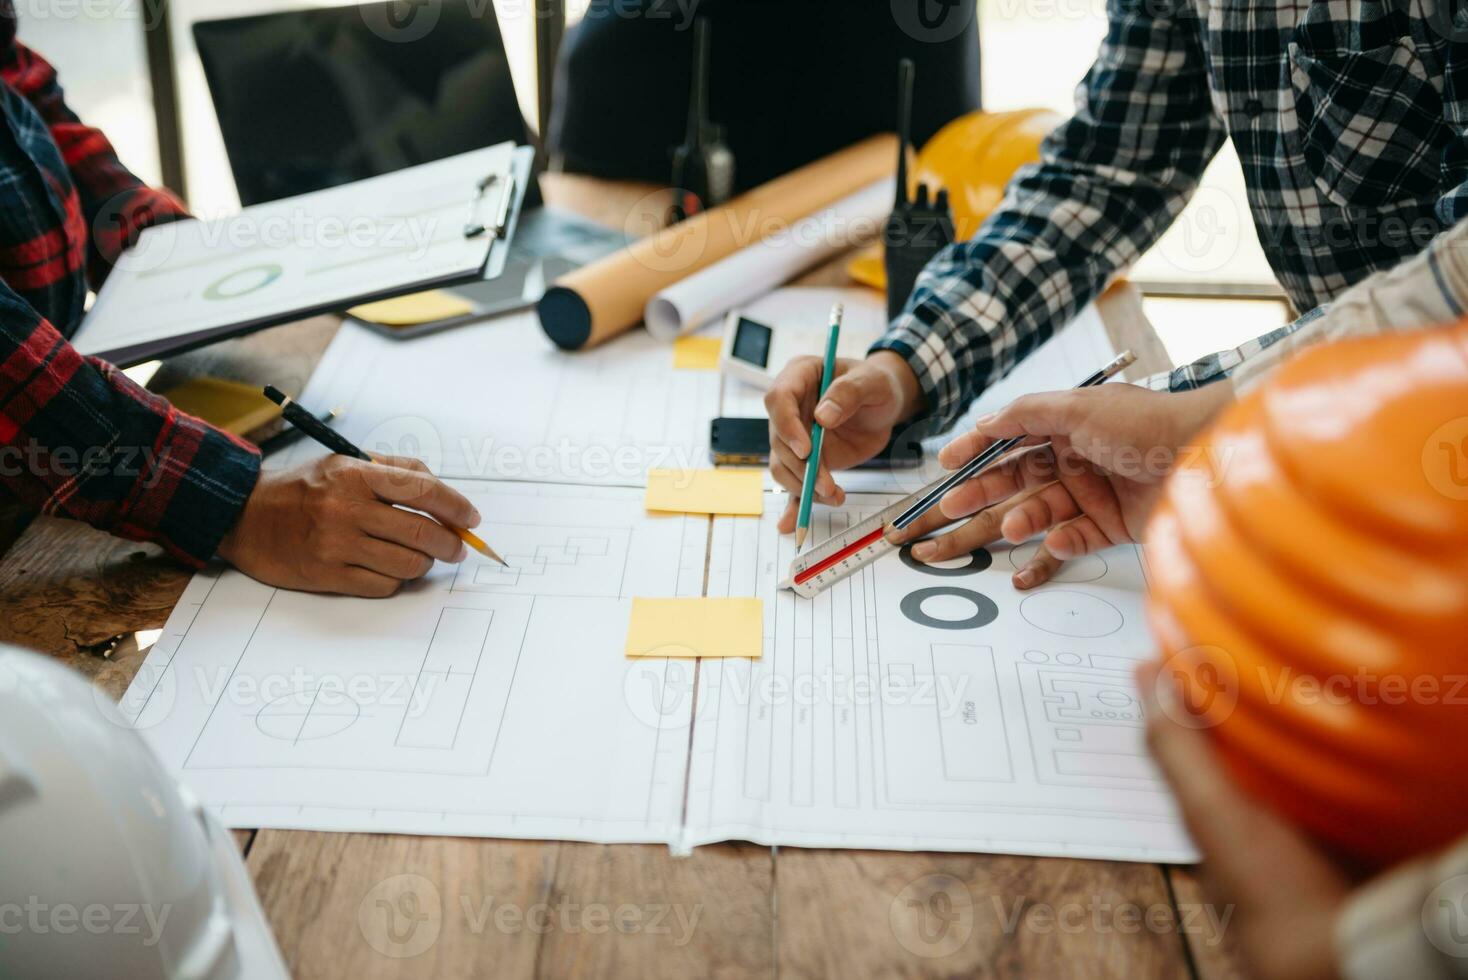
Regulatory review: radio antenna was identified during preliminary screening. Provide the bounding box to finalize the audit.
[894,58,915,207]
[685,18,712,150]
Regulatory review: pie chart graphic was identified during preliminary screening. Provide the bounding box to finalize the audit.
[203,263,283,301]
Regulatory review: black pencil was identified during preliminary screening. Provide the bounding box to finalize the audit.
[257,407,341,458]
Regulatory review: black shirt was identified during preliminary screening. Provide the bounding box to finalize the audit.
[548,0,981,190]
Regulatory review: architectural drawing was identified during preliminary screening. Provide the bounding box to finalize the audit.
[282,318,719,485]
[1016,650,1153,788]
[123,482,704,843]
[119,304,1196,862]
[451,528,628,596]
[685,494,1194,861]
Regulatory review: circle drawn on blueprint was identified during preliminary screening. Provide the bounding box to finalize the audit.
[1006,541,1108,582]
[1019,591,1124,638]
[900,543,994,576]
[900,587,1000,631]
[256,687,362,741]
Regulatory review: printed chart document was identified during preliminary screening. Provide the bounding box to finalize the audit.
[687,496,1194,863]
[122,483,707,843]
[280,316,720,485]
[73,143,527,366]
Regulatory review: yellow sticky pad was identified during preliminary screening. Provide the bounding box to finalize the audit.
[159,377,282,436]
[348,290,474,326]
[671,334,723,370]
[625,598,764,659]
[645,468,764,516]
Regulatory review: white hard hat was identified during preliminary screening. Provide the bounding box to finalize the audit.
[0,645,288,979]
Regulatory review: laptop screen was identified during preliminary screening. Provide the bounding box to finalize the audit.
[194,1,528,206]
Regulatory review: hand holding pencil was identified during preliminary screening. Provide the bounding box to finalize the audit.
[263,386,504,566]
[214,389,499,599]
[764,329,924,538]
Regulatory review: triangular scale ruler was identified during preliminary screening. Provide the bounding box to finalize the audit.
[783,479,934,598]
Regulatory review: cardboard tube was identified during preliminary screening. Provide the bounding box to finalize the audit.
[538,134,897,350]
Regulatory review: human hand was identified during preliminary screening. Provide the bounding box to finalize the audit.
[890,383,1232,588]
[217,455,480,597]
[765,350,924,533]
[1138,660,1350,980]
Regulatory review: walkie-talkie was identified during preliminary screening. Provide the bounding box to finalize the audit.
[883,59,955,321]
[669,18,735,224]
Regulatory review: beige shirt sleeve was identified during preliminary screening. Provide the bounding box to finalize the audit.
[1136,217,1468,393]
[1336,835,1468,980]
[1230,217,1468,395]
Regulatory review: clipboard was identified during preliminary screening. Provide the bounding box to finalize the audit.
[71,143,533,367]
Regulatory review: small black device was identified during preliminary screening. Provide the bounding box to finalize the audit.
[882,59,956,321]
[731,316,773,368]
[710,418,925,470]
[668,18,736,223]
[709,417,774,466]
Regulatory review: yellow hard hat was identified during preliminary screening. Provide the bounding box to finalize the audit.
[849,108,1062,291]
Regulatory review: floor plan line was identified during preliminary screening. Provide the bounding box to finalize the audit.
[182,588,278,770]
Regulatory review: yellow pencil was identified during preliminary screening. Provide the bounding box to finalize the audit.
[456,527,506,566]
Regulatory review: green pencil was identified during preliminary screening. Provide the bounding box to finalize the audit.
[795,304,843,550]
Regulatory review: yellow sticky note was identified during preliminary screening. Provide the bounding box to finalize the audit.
[672,334,723,370]
[625,598,763,659]
[645,469,764,516]
[159,377,281,436]
[348,290,474,326]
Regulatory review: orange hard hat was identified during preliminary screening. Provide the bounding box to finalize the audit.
[1145,319,1468,870]
[849,108,1061,290]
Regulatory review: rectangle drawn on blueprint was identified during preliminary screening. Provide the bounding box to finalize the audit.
[121,483,705,843]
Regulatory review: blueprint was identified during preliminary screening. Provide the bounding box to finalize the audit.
[121,301,1195,861]
[281,315,719,485]
[122,483,1193,861]
[685,496,1194,862]
[121,483,706,842]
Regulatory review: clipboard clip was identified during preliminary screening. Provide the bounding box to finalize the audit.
[464,171,516,241]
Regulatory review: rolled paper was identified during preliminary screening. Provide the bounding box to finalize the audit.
[644,178,893,342]
[538,134,897,350]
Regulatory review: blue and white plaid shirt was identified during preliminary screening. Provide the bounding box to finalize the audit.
[875,0,1468,430]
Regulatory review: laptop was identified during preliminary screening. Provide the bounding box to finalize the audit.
[193,0,624,329]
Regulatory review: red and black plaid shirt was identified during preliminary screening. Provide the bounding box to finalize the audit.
[0,7,259,566]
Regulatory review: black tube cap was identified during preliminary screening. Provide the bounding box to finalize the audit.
[538,286,593,350]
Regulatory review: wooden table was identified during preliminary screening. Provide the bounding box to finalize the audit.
[0,176,1248,979]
